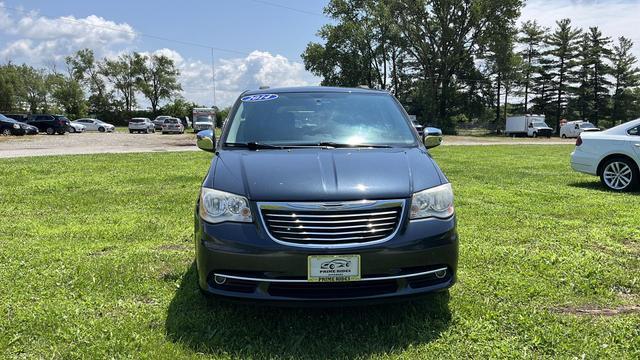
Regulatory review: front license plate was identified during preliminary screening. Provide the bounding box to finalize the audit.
[307,255,360,282]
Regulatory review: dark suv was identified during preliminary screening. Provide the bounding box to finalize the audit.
[193,87,458,304]
[26,114,70,135]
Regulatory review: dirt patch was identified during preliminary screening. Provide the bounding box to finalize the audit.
[553,305,640,316]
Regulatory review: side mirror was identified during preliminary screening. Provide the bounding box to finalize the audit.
[196,129,216,152]
[422,127,443,149]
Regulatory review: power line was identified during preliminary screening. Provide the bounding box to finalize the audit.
[0,4,253,56]
[246,0,328,18]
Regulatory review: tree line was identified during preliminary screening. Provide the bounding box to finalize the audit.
[0,49,185,123]
[302,0,640,134]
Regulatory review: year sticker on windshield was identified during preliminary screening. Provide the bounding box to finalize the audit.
[241,94,279,102]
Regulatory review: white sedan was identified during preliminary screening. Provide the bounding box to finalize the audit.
[571,119,640,191]
[73,118,115,132]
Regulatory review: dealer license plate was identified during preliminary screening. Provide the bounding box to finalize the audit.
[307,255,360,282]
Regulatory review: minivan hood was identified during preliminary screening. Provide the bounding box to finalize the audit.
[206,148,446,201]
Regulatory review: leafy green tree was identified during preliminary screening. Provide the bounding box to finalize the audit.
[585,27,612,126]
[302,0,404,92]
[545,18,582,133]
[608,36,639,124]
[65,49,113,113]
[518,20,547,113]
[47,73,87,119]
[101,53,141,112]
[135,53,182,113]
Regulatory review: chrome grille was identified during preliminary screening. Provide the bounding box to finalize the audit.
[259,200,405,247]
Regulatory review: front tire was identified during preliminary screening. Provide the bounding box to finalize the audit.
[46,127,55,135]
[98,127,105,133]
[1,128,11,136]
[532,132,538,138]
[69,127,76,133]
[600,158,638,192]
[561,134,566,139]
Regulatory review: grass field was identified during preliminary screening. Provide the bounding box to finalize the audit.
[0,145,638,359]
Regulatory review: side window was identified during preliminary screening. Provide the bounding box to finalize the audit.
[628,126,639,136]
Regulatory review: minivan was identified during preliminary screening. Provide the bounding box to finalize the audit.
[194,86,458,304]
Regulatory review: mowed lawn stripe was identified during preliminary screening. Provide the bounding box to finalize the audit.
[0,146,638,359]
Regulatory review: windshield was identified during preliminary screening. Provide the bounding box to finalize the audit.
[196,116,212,122]
[580,123,596,129]
[130,118,145,123]
[165,119,179,124]
[0,114,16,122]
[532,122,548,128]
[225,92,416,146]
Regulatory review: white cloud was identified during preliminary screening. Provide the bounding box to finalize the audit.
[521,0,640,58]
[0,4,135,63]
[0,3,319,107]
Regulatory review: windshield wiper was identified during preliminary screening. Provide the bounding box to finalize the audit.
[224,142,287,150]
[315,141,392,148]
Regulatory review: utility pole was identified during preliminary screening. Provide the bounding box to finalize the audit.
[210,48,217,107]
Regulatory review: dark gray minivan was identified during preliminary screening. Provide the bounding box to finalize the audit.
[194,86,458,304]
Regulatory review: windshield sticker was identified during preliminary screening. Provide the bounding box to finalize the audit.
[241,94,279,102]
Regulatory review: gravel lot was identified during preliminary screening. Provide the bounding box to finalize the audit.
[0,132,198,158]
[0,132,575,158]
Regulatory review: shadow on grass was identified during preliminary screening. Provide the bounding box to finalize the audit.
[165,263,452,358]
[568,181,639,193]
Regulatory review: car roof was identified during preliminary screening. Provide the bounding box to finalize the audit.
[241,86,388,96]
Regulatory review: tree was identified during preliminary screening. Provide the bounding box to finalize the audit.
[47,73,86,119]
[609,36,639,124]
[65,49,112,113]
[391,0,522,132]
[101,53,140,112]
[546,18,582,133]
[17,65,47,113]
[585,27,612,126]
[517,20,547,113]
[136,53,182,113]
[302,0,404,92]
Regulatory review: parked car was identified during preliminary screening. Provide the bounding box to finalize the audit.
[68,122,86,133]
[25,114,69,135]
[161,118,184,134]
[4,114,37,134]
[193,86,457,304]
[571,118,640,191]
[128,117,155,133]
[505,115,553,138]
[192,114,214,133]
[153,116,171,131]
[4,114,28,122]
[560,120,600,138]
[72,118,115,132]
[412,120,425,137]
[0,114,26,136]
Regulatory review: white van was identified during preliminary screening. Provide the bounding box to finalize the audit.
[560,121,600,138]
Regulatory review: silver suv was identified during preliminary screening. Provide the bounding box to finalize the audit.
[128,118,155,134]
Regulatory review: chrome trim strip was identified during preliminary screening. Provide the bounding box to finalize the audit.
[264,210,398,218]
[270,222,395,230]
[213,267,448,283]
[267,216,397,224]
[272,227,393,236]
[257,199,406,249]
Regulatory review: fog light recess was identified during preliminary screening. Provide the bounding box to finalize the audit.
[214,275,227,285]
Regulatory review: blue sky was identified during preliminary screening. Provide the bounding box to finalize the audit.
[1,0,640,107]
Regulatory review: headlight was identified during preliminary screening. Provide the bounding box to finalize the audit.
[410,183,454,220]
[12,123,20,129]
[199,188,252,223]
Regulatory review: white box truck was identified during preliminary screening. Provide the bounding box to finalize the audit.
[192,108,216,133]
[505,115,553,138]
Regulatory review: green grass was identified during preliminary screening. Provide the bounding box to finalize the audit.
[0,146,638,359]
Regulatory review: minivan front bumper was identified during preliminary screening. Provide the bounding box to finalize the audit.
[194,202,458,304]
